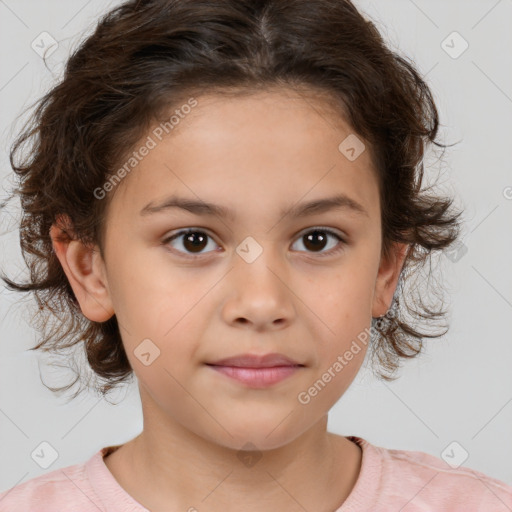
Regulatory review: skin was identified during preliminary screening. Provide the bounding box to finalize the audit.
[50,88,408,511]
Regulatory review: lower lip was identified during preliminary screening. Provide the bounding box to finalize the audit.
[207,365,301,388]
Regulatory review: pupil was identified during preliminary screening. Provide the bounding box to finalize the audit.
[181,230,328,254]
[184,232,207,253]
[304,230,327,252]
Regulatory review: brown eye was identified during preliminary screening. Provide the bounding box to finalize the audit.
[291,228,346,256]
[164,229,219,257]
[163,226,346,260]
[303,230,329,252]
[181,231,208,253]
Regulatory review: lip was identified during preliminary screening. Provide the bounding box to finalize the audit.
[206,353,303,368]
[205,353,304,389]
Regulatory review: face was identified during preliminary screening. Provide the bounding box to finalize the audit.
[52,88,406,451]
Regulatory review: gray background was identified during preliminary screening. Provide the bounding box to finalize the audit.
[1,0,511,493]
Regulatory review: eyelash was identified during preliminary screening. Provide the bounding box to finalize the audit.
[162,227,347,260]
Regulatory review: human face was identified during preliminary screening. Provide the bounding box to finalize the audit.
[99,88,398,451]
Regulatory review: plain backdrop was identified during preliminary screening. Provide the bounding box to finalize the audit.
[1,0,511,493]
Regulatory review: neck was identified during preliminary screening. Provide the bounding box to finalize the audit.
[104,393,361,512]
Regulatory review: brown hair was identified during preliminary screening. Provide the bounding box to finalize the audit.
[1,0,462,400]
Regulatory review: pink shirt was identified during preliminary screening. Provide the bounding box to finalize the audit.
[1,435,511,511]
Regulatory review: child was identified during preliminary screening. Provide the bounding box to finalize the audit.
[1,0,511,510]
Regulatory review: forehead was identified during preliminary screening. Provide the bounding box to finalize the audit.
[107,88,380,226]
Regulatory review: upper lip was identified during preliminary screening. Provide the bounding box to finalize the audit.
[206,353,303,368]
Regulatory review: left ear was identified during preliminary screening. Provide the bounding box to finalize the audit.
[372,242,409,317]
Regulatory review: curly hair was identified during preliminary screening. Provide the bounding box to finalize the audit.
[0,0,462,400]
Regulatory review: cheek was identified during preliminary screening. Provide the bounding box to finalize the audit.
[297,266,374,397]
[106,240,208,332]
[306,266,375,336]
[122,285,205,367]
[122,308,203,409]
[105,261,210,393]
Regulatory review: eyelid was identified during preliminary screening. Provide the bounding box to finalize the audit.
[162,227,219,259]
[296,225,347,241]
[292,226,347,257]
[162,225,348,259]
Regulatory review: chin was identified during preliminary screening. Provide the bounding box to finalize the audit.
[200,419,309,453]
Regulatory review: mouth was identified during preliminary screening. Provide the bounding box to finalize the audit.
[206,352,304,368]
[205,353,305,388]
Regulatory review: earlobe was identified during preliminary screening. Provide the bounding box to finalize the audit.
[371,242,409,318]
[50,222,114,323]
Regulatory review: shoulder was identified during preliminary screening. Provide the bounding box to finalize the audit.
[0,451,104,511]
[348,436,512,511]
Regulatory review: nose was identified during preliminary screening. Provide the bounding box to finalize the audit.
[221,244,296,332]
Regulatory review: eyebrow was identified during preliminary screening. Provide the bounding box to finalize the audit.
[139,193,369,220]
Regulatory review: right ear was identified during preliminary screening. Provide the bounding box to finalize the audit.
[49,215,114,322]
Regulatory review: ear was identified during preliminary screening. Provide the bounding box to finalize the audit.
[49,215,114,322]
[371,242,409,318]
